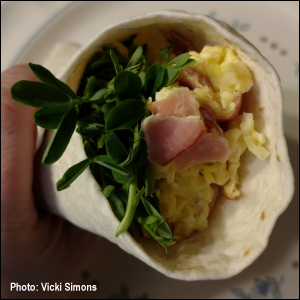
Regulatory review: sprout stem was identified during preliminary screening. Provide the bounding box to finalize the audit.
[115,168,138,237]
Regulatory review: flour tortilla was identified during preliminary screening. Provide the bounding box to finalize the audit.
[35,11,294,280]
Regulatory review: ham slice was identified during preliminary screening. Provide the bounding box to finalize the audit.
[141,114,206,166]
[200,106,224,136]
[151,87,200,117]
[174,133,231,171]
[175,67,242,122]
[216,92,243,122]
[176,67,213,90]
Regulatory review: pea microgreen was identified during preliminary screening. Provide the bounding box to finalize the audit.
[105,99,146,131]
[160,39,174,66]
[107,192,126,222]
[84,140,98,159]
[145,64,164,98]
[112,170,133,184]
[103,185,115,198]
[42,106,77,165]
[34,105,69,129]
[94,155,128,175]
[141,196,173,239]
[110,49,122,74]
[161,66,180,87]
[10,35,197,249]
[83,76,97,100]
[28,63,77,99]
[11,81,70,107]
[126,46,143,69]
[56,158,92,191]
[105,132,129,165]
[114,71,142,101]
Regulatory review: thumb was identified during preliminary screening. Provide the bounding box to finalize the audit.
[1,64,39,231]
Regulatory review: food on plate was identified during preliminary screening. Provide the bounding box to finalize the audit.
[9,11,294,280]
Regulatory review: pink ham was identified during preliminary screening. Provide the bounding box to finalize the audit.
[174,133,231,171]
[200,106,224,136]
[176,67,213,90]
[141,114,206,166]
[151,87,200,117]
[216,92,243,122]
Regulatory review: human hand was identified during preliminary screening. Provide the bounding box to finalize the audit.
[1,65,97,299]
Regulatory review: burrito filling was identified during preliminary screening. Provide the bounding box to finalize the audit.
[11,34,270,247]
[142,45,270,240]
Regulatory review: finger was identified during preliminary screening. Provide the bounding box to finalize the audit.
[1,65,39,230]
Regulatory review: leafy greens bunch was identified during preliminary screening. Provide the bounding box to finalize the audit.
[10,36,196,249]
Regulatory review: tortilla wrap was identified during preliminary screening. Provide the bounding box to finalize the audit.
[34,11,294,280]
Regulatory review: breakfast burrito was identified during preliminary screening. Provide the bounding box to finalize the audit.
[11,11,294,280]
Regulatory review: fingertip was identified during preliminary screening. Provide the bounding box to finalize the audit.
[1,64,38,139]
[1,64,39,123]
[1,64,38,88]
[1,65,39,221]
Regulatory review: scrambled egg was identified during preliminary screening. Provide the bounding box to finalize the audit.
[189,46,253,119]
[155,82,182,101]
[154,164,215,239]
[154,113,269,239]
[152,45,270,240]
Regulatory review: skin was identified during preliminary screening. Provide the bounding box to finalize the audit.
[1,65,97,299]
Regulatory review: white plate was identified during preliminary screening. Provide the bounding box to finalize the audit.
[1,1,299,298]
